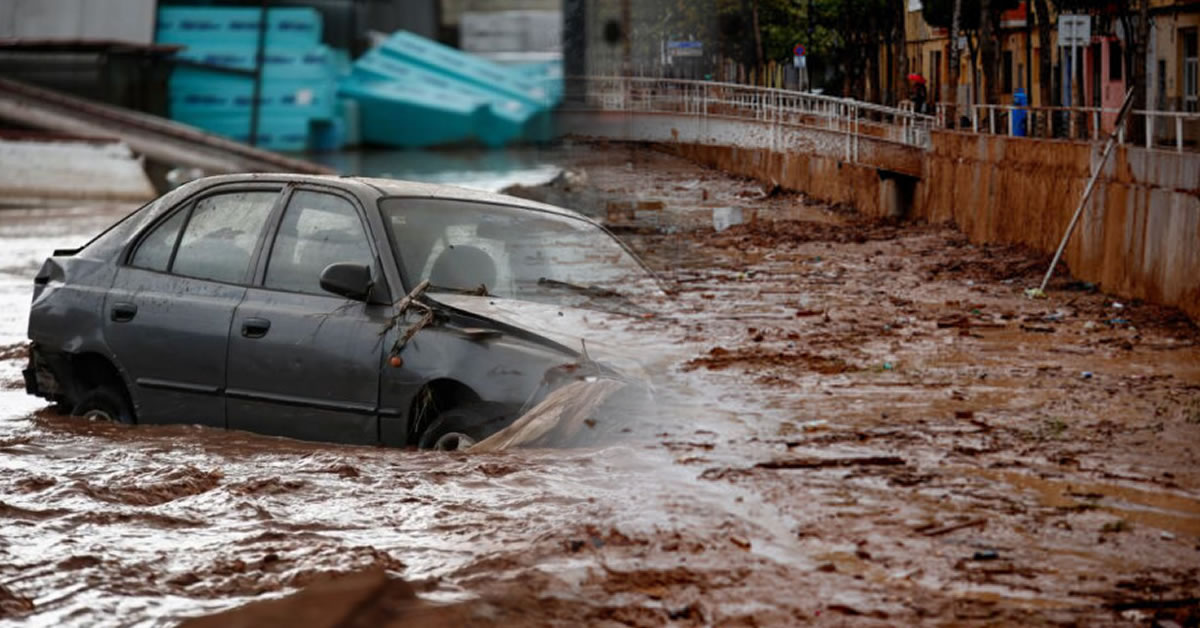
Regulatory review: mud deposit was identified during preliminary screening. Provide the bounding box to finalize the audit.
[3,146,1200,626]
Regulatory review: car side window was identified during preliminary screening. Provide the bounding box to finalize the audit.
[264,190,373,295]
[171,191,278,284]
[130,208,188,272]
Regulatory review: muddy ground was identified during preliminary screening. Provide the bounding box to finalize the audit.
[1,143,1198,627]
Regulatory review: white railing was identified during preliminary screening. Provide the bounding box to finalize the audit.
[564,76,938,156]
[937,102,1199,153]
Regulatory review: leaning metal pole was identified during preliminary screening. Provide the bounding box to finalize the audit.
[1037,88,1135,294]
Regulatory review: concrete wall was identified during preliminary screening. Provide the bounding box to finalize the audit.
[920,131,1200,318]
[0,0,156,42]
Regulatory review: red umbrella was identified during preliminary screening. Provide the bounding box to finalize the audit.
[907,73,926,84]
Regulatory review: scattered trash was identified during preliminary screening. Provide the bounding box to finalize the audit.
[1112,301,1125,309]
[712,207,744,232]
[1100,519,1132,533]
[800,419,829,431]
[1160,531,1176,540]
[1024,288,1046,299]
[1107,318,1131,326]
[972,550,999,561]
[882,362,895,371]
[1083,321,1099,330]
[1081,371,1094,379]
[729,535,751,550]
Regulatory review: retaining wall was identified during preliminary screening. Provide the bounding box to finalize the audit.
[920,132,1199,319]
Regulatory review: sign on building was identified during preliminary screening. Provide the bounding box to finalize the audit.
[667,41,703,58]
[1058,14,1090,47]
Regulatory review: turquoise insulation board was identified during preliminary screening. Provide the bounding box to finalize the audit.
[171,44,336,80]
[351,50,532,146]
[156,6,341,151]
[170,68,336,119]
[373,31,561,109]
[172,112,312,152]
[156,7,321,48]
[338,76,486,148]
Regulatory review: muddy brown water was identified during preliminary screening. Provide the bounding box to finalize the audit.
[3,147,1200,626]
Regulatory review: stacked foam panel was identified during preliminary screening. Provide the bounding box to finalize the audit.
[338,31,563,148]
[156,7,338,152]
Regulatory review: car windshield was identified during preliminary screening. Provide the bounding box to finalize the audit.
[379,197,661,315]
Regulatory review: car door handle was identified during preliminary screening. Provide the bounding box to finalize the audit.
[241,318,271,339]
[111,302,137,323]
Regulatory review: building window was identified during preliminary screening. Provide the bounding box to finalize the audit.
[1002,50,1013,93]
[1109,40,1123,81]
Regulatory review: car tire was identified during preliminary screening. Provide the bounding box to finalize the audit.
[418,402,512,451]
[71,387,135,425]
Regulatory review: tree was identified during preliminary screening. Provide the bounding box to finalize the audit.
[1032,0,1053,113]
[922,0,1018,105]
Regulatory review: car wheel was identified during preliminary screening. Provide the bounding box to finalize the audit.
[418,403,511,451]
[71,387,134,424]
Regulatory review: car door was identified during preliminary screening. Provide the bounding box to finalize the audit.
[225,186,392,444]
[103,186,282,426]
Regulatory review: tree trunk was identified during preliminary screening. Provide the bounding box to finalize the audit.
[967,33,979,114]
[1129,0,1150,144]
[750,0,764,69]
[894,0,908,106]
[948,0,962,126]
[980,0,998,106]
[1033,0,1052,135]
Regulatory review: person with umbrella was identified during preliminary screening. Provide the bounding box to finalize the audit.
[908,73,927,114]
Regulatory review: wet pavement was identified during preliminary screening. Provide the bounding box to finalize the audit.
[2,145,1199,626]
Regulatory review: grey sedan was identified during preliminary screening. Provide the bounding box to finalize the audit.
[24,174,661,449]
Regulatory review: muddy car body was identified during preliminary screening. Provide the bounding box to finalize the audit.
[24,174,660,448]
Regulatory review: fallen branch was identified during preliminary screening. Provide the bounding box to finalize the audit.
[755,456,905,470]
[919,517,987,537]
[1108,597,1200,612]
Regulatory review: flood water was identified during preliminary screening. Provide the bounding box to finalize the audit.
[2,146,1199,626]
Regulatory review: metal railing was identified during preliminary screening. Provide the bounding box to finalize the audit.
[564,76,938,158]
[566,76,1198,156]
[937,102,1199,153]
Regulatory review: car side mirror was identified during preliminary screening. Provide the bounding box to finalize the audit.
[320,263,373,301]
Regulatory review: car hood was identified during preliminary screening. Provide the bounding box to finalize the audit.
[429,293,667,372]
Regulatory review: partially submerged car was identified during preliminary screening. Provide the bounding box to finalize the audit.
[24,174,664,449]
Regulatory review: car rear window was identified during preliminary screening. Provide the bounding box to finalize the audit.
[171,191,277,284]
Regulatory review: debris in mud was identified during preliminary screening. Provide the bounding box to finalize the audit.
[916,518,988,537]
[0,343,27,362]
[684,347,854,374]
[0,584,33,618]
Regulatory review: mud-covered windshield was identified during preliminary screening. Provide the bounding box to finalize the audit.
[380,197,660,314]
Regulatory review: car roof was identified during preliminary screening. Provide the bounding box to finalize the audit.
[192,173,588,222]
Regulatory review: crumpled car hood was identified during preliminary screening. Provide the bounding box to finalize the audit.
[429,293,654,371]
